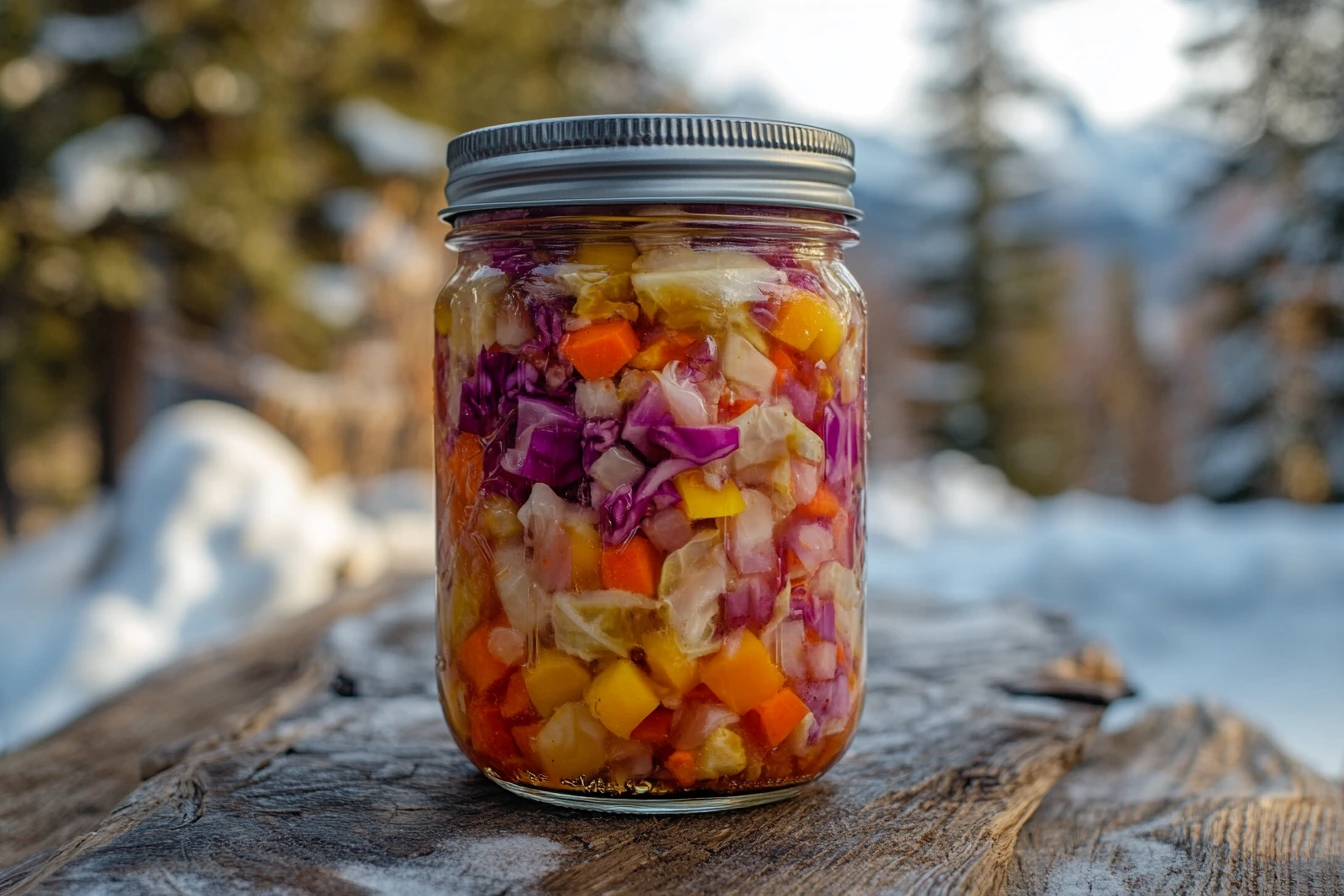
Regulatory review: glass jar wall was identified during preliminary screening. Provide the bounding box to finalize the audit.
[433,203,867,811]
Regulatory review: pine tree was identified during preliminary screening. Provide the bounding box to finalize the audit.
[1182,0,1344,501]
[0,0,660,534]
[917,0,1072,493]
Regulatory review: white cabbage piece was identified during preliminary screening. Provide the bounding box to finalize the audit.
[730,405,824,467]
[492,542,550,634]
[722,332,777,395]
[657,530,728,657]
[518,484,579,591]
[576,378,623,418]
[448,267,508,361]
[631,248,784,330]
[589,445,645,491]
[552,589,658,660]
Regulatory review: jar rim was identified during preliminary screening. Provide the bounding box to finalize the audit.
[442,115,862,222]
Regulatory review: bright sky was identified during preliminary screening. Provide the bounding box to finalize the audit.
[645,0,1199,140]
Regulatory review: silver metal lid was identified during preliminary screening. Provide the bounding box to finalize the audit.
[443,115,860,221]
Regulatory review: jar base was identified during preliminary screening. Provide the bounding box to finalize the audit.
[486,774,807,814]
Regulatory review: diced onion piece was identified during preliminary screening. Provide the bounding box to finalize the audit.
[777,618,808,680]
[643,506,695,553]
[670,702,740,750]
[722,332,777,395]
[590,445,646,492]
[791,459,820,506]
[727,488,778,576]
[786,711,817,757]
[787,522,834,575]
[576,378,623,418]
[806,641,838,681]
[813,561,861,650]
[487,626,527,667]
[608,738,654,781]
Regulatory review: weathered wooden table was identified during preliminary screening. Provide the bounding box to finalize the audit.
[1,578,1339,895]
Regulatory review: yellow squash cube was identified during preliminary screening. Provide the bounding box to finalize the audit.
[523,649,592,717]
[584,658,661,739]
[575,241,640,271]
[695,727,748,779]
[770,292,844,361]
[535,702,607,780]
[805,305,845,362]
[567,520,604,591]
[642,629,699,694]
[674,470,747,519]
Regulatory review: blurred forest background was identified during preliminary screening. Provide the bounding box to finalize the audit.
[2,0,1343,549]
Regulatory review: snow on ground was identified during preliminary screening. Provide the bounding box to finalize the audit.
[0,401,434,754]
[868,452,1344,777]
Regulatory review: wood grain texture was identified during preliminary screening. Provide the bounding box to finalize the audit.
[1009,702,1344,895]
[0,576,415,873]
[0,583,1118,896]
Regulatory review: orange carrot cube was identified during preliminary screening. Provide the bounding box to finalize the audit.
[700,631,786,715]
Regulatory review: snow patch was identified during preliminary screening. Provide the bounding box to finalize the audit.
[869,452,1344,776]
[49,116,176,232]
[1043,829,1192,895]
[0,402,434,753]
[39,10,146,62]
[335,98,451,176]
[336,834,566,895]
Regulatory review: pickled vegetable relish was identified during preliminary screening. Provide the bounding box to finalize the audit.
[435,208,865,799]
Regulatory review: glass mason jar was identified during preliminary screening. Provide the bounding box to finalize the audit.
[434,116,866,812]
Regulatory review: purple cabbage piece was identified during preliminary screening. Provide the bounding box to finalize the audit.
[480,437,531,505]
[582,418,621,472]
[514,394,579,432]
[488,243,539,277]
[524,296,568,351]
[622,381,673,460]
[501,424,582,487]
[600,484,636,543]
[650,425,739,465]
[600,457,697,545]
[822,398,860,491]
[458,349,541,438]
[647,477,683,512]
[500,395,584,488]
